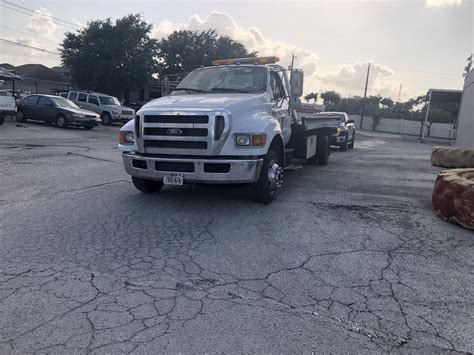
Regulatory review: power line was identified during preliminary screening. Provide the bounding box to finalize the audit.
[0,3,79,31]
[2,0,80,29]
[0,25,61,44]
[0,38,60,55]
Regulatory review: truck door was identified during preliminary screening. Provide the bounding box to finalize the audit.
[270,71,291,145]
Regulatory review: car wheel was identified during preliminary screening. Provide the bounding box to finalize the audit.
[0,116,4,125]
[16,110,27,123]
[317,136,330,165]
[340,135,348,151]
[132,176,163,193]
[84,125,94,130]
[101,112,112,126]
[56,115,68,129]
[253,149,283,204]
[349,133,355,149]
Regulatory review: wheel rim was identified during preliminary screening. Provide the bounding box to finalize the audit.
[57,117,65,127]
[102,115,110,125]
[17,111,23,121]
[268,160,283,191]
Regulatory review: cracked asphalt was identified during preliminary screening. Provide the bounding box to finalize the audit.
[0,119,473,353]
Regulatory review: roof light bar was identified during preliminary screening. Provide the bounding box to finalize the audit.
[212,56,280,66]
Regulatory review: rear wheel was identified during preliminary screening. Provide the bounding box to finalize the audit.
[0,116,4,125]
[253,149,283,204]
[16,110,27,123]
[317,136,330,165]
[101,112,112,126]
[132,176,163,193]
[56,115,68,128]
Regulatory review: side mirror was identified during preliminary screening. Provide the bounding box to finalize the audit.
[290,69,304,98]
[347,119,355,124]
[48,103,54,108]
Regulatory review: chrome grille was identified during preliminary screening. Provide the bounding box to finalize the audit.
[139,111,231,156]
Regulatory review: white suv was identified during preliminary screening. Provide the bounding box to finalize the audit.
[67,91,135,125]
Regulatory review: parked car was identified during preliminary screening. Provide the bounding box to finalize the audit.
[315,112,355,151]
[16,94,101,129]
[66,91,135,126]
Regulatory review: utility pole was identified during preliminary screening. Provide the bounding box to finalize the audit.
[360,62,371,129]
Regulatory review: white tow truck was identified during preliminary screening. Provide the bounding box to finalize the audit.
[119,56,338,203]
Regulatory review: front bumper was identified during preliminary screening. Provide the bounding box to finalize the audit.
[69,117,101,126]
[330,134,347,145]
[112,115,133,123]
[122,153,264,184]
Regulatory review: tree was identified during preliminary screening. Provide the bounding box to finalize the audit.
[380,97,394,109]
[304,92,318,103]
[61,14,158,104]
[157,30,257,76]
[337,96,363,115]
[320,91,341,110]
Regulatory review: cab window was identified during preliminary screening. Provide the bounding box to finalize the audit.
[77,93,87,102]
[24,96,38,105]
[270,71,285,101]
[68,92,78,100]
[88,95,99,105]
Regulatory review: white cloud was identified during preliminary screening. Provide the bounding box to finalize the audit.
[153,11,407,99]
[425,0,463,7]
[27,8,57,37]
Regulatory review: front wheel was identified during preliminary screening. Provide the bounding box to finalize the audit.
[340,136,348,151]
[0,116,4,125]
[132,176,163,193]
[101,113,112,126]
[348,134,355,149]
[252,149,283,204]
[56,115,68,128]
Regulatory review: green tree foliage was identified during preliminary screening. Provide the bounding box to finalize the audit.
[60,14,158,103]
[320,91,341,110]
[304,92,318,103]
[157,30,257,76]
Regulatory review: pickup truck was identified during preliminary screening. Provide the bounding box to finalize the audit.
[0,90,16,125]
[118,56,338,203]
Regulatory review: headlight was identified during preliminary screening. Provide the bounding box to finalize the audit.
[119,131,135,144]
[72,113,85,118]
[235,133,266,147]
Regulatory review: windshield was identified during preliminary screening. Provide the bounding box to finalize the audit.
[99,96,120,105]
[175,66,267,94]
[51,97,80,108]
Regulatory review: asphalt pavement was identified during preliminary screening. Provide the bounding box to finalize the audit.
[0,119,473,353]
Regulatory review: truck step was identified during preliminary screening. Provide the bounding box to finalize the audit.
[284,164,303,171]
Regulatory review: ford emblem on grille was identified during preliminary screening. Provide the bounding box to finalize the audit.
[167,128,182,136]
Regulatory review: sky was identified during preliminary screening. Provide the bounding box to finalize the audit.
[0,0,472,101]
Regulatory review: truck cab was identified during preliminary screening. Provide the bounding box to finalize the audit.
[119,56,337,203]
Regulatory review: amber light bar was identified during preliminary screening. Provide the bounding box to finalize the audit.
[212,56,280,66]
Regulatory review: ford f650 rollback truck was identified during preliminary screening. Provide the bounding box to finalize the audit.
[118,56,338,203]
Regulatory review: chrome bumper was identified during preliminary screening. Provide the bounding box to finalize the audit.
[122,153,264,184]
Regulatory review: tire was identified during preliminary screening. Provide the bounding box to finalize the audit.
[16,110,27,123]
[0,116,4,125]
[340,135,348,151]
[317,136,330,166]
[253,149,283,204]
[132,176,163,193]
[56,115,68,128]
[348,134,355,149]
[101,112,112,126]
[84,125,94,130]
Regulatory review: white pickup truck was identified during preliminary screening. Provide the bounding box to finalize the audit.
[119,56,338,203]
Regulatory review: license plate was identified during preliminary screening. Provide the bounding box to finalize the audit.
[163,173,184,186]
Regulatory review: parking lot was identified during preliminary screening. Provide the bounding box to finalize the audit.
[0,119,473,353]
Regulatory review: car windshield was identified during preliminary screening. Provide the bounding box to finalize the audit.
[175,66,267,94]
[99,96,120,105]
[50,97,79,108]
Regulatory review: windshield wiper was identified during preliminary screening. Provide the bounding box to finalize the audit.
[210,87,251,93]
[175,87,207,93]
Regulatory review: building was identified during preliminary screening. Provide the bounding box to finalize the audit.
[454,69,474,148]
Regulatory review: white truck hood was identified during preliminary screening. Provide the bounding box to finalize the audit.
[138,93,268,113]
